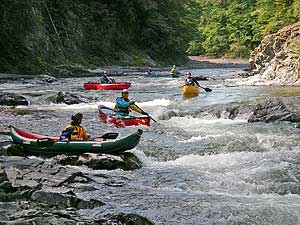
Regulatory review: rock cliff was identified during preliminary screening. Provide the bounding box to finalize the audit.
[249,23,300,85]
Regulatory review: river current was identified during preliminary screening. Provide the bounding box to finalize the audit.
[1,68,300,225]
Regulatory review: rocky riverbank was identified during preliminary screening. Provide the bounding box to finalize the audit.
[0,58,249,80]
[0,142,154,224]
[241,22,300,86]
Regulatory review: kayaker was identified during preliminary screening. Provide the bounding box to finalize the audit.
[170,65,180,75]
[114,89,147,116]
[100,71,115,83]
[60,112,91,141]
[185,72,200,86]
[146,67,153,75]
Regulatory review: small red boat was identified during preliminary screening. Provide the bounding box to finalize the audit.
[98,105,151,128]
[83,82,131,90]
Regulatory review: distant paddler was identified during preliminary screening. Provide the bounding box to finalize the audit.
[146,67,153,75]
[170,65,181,75]
[100,71,115,83]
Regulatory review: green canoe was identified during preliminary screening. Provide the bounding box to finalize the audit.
[10,126,143,155]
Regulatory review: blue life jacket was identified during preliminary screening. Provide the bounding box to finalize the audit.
[114,97,131,114]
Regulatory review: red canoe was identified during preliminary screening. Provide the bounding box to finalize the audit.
[83,82,131,90]
[98,105,151,128]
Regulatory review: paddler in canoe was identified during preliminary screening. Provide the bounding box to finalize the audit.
[60,112,91,141]
[114,89,148,117]
[100,71,115,83]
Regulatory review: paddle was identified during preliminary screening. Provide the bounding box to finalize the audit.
[97,132,118,141]
[134,104,157,123]
[36,132,119,143]
[198,85,212,92]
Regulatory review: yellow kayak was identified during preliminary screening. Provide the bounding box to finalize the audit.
[182,85,200,95]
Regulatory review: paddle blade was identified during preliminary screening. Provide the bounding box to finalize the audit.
[100,133,118,140]
[204,87,212,92]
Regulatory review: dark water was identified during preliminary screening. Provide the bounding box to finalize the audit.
[1,68,300,224]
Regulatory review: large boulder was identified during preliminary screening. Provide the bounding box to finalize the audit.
[249,22,300,85]
[160,96,300,124]
[54,91,88,105]
[38,74,57,83]
[54,152,142,171]
[31,189,104,209]
[0,93,29,106]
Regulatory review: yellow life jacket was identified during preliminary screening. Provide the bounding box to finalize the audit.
[63,125,89,141]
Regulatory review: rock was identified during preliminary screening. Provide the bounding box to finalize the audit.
[107,213,155,225]
[38,75,57,83]
[249,22,300,85]
[0,93,29,106]
[235,71,254,78]
[162,96,300,124]
[53,152,142,171]
[1,143,25,157]
[248,97,300,123]
[54,91,88,105]
[119,152,143,170]
[0,155,153,225]
[31,190,104,209]
[51,65,96,77]
[0,141,11,156]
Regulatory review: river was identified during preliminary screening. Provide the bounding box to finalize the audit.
[1,68,300,224]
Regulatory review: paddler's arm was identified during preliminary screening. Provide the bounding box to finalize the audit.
[192,77,200,86]
[60,127,73,141]
[129,104,142,113]
[130,104,148,115]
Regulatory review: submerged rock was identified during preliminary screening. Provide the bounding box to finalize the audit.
[0,93,29,106]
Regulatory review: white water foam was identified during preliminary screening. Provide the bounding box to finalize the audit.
[165,116,247,131]
[15,98,172,112]
[141,152,254,169]
[179,134,223,143]
[137,98,172,107]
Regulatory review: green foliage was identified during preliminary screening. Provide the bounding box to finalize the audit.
[186,0,300,58]
[0,0,190,74]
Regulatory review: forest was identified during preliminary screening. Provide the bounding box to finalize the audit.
[0,0,299,74]
[187,0,300,57]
